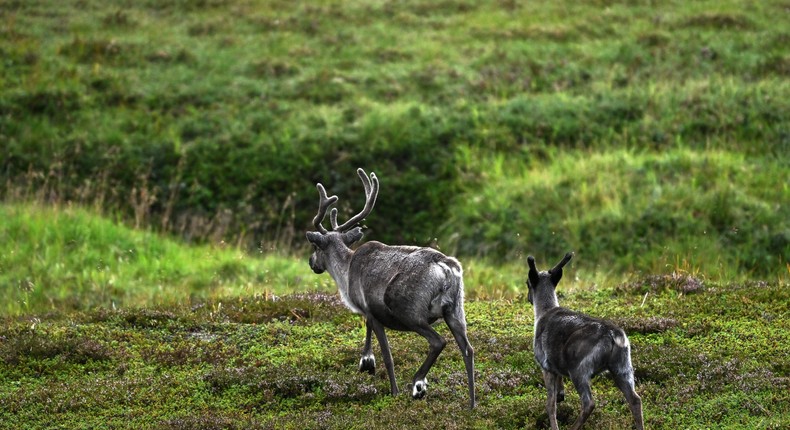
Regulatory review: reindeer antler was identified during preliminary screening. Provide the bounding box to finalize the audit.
[333,168,379,232]
[312,183,338,234]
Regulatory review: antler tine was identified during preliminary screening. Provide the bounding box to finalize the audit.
[312,183,338,234]
[329,207,339,230]
[358,167,372,197]
[335,168,379,232]
[330,169,368,231]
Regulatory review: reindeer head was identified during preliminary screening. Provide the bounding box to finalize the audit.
[526,252,574,306]
[306,168,379,274]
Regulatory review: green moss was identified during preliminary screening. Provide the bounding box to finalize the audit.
[2,280,788,429]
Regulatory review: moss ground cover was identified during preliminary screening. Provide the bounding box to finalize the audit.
[1,204,786,428]
[1,280,788,429]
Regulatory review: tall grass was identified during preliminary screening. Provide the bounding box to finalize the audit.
[0,203,326,316]
[442,147,789,280]
[0,202,567,316]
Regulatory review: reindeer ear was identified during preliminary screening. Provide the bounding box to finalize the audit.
[342,226,364,246]
[306,231,328,249]
[550,269,563,285]
[527,256,540,287]
[549,252,573,285]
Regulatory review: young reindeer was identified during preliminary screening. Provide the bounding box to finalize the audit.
[305,168,475,408]
[527,252,643,430]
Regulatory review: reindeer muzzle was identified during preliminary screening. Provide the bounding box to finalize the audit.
[309,255,325,274]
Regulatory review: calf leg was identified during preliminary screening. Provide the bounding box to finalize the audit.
[613,372,644,430]
[569,374,595,430]
[543,370,561,430]
[359,323,376,375]
[368,318,399,396]
[557,376,565,403]
[410,324,447,400]
[445,309,476,408]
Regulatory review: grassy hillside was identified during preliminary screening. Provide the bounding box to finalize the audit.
[0,204,320,315]
[443,148,789,278]
[0,203,556,316]
[1,0,788,277]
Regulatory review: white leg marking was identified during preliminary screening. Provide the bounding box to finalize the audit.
[359,353,375,374]
[359,353,375,367]
[412,378,428,399]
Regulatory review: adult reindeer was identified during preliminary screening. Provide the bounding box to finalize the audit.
[305,168,475,408]
[527,252,643,430]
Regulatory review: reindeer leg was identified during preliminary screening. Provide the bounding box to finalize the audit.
[569,373,595,430]
[543,370,560,430]
[445,309,476,408]
[359,322,376,375]
[368,317,399,396]
[557,376,565,403]
[410,324,447,400]
[613,372,644,430]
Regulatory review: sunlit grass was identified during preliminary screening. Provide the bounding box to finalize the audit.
[443,146,789,281]
[0,203,329,316]
[0,202,649,315]
[1,0,787,427]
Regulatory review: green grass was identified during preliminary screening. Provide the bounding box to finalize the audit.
[1,202,788,428]
[0,202,559,316]
[0,203,325,316]
[443,147,789,279]
[1,0,787,278]
[1,0,789,426]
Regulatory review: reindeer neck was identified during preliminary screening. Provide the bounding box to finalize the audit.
[324,245,362,313]
[325,246,352,287]
[532,292,560,321]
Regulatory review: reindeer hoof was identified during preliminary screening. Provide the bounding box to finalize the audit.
[412,379,427,399]
[358,354,375,375]
[557,389,565,403]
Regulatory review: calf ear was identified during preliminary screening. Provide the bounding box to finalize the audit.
[527,256,540,287]
[342,227,364,246]
[550,268,564,285]
[549,252,573,285]
[306,231,328,248]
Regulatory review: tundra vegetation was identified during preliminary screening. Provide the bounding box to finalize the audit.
[0,0,788,428]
